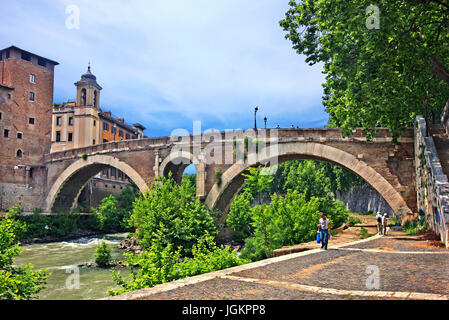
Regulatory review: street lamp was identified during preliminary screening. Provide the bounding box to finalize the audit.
[264,116,267,129]
[113,123,117,142]
[254,106,259,129]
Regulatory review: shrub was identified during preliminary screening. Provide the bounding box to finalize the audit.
[94,239,112,267]
[226,191,254,242]
[129,175,216,256]
[347,216,362,227]
[108,231,247,295]
[0,211,49,299]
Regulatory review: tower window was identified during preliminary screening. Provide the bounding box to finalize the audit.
[69,117,73,125]
[30,74,36,83]
[16,150,22,158]
[94,90,98,107]
[21,51,31,61]
[37,58,46,67]
[68,132,73,142]
[29,117,35,125]
[56,131,61,142]
[29,92,35,101]
[4,129,9,138]
[56,116,62,126]
[93,120,96,126]
[17,132,22,139]
[81,88,86,105]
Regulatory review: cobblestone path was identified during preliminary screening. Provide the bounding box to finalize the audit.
[107,232,449,300]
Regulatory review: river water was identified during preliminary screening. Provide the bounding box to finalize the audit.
[13,233,131,300]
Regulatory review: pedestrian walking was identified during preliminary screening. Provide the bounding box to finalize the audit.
[382,213,388,236]
[376,211,383,235]
[317,213,331,250]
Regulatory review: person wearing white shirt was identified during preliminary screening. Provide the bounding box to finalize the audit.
[317,213,331,250]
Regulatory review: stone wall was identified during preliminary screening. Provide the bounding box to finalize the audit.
[336,183,394,215]
[415,116,449,247]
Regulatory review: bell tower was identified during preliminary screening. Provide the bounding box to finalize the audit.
[75,63,102,108]
[72,63,102,148]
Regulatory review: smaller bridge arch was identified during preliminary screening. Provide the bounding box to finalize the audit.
[158,150,202,183]
[46,155,149,213]
[205,142,412,216]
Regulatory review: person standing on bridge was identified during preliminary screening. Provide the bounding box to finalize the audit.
[317,213,331,250]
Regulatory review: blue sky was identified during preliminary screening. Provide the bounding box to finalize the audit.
[0,0,328,137]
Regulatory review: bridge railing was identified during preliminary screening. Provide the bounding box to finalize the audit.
[415,116,449,247]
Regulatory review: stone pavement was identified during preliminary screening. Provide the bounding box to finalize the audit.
[106,231,449,300]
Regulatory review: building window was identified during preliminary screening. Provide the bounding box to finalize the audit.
[21,51,31,61]
[16,150,22,158]
[68,117,73,125]
[0,52,2,61]
[17,132,22,139]
[30,74,36,83]
[103,122,109,132]
[119,130,123,138]
[93,139,96,145]
[118,170,123,179]
[56,116,62,126]
[29,168,34,179]
[93,91,98,107]
[5,50,10,59]
[7,93,11,99]
[38,58,46,67]
[56,131,61,142]
[103,139,108,143]
[0,112,2,120]
[81,88,86,105]
[102,169,108,177]
[4,129,9,138]
[93,120,96,126]
[68,132,73,142]
[126,133,130,140]
[29,117,35,125]
[110,167,116,178]
[29,92,35,101]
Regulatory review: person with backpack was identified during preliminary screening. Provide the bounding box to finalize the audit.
[317,213,331,250]
[382,213,388,236]
[376,212,383,235]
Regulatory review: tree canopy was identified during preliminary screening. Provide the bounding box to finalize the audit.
[280,0,449,139]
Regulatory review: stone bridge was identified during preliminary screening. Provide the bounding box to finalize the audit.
[41,127,417,217]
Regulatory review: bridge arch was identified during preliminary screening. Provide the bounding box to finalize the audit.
[205,142,412,216]
[46,155,149,213]
[159,150,201,184]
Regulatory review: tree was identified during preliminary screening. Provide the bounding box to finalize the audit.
[0,207,49,300]
[129,174,217,256]
[226,191,254,241]
[241,167,274,204]
[96,195,121,231]
[280,0,449,140]
[94,239,112,267]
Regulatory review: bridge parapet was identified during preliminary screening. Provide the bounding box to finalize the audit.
[415,116,449,248]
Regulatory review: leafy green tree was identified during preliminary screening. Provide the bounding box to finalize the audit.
[94,239,112,267]
[241,167,274,204]
[280,0,449,140]
[226,191,254,241]
[96,195,121,231]
[116,186,139,231]
[129,174,217,256]
[283,161,330,200]
[0,208,49,300]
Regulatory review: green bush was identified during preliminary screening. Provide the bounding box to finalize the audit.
[404,218,428,235]
[0,210,49,299]
[129,175,217,256]
[96,195,121,231]
[226,191,254,242]
[347,216,362,227]
[108,231,247,295]
[94,239,112,267]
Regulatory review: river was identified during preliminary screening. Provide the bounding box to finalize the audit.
[13,233,131,300]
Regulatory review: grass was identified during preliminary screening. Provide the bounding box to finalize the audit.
[347,216,362,227]
[358,227,375,239]
[403,218,428,235]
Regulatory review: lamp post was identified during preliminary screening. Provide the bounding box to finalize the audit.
[264,116,267,129]
[113,123,117,142]
[254,106,259,129]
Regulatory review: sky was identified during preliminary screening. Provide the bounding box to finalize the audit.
[0,0,328,138]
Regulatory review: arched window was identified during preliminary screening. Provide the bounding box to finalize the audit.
[16,149,22,158]
[81,88,86,106]
[93,90,98,107]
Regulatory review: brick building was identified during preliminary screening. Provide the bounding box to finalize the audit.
[0,46,59,210]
